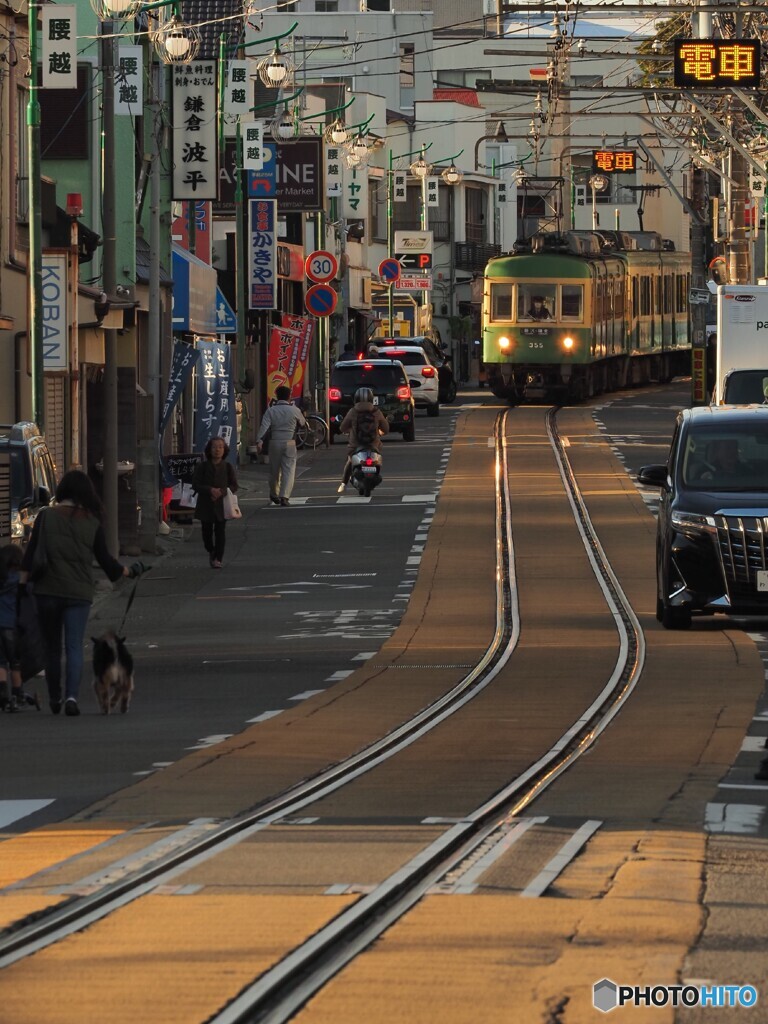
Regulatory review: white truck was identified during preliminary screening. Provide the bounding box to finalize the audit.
[713,284,768,404]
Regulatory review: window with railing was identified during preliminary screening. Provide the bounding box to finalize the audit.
[399,43,414,110]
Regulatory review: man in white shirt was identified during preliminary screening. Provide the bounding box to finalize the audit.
[256,386,307,506]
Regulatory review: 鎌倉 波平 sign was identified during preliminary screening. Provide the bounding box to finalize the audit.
[172,61,219,200]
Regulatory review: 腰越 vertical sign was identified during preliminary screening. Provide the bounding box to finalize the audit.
[115,46,143,115]
[497,180,507,204]
[241,120,265,171]
[393,171,407,202]
[325,146,342,197]
[249,199,277,309]
[223,60,249,118]
[425,176,440,207]
[172,60,219,200]
[42,6,77,89]
[41,252,69,371]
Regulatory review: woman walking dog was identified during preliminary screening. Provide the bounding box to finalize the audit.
[20,470,141,716]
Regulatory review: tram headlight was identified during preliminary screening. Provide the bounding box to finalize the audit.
[499,336,511,350]
[562,336,575,350]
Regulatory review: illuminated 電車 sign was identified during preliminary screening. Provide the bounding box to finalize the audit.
[673,39,761,88]
[592,150,636,174]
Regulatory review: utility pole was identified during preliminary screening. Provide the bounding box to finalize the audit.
[101,20,119,556]
[727,7,750,284]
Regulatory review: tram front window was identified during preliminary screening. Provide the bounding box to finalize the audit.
[518,285,556,321]
[490,284,513,321]
[561,285,583,321]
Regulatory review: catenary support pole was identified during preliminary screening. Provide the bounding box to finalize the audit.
[27,0,44,431]
[101,20,119,555]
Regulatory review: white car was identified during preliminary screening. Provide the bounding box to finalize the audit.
[371,345,440,416]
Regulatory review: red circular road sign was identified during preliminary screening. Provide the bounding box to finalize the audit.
[378,257,401,284]
[305,283,338,318]
[305,250,338,284]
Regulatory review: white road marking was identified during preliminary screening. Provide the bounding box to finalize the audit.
[741,736,767,752]
[0,800,54,829]
[434,817,548,895]
[289,690,326,701]
[187,734,233,750]
[351,652,376,661]
[324,671,353,681]
[520,820,603,898]
[247,710,283,723]
[705,802,765,833]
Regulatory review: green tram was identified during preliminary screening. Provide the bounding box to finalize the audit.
[482,230,691,403]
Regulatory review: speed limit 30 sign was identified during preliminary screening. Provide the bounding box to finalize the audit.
[305,249,338,284]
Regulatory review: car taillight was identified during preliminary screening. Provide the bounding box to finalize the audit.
[421,366,435,378]
[365,457,374,466]
[397,385,411,400]
[328,387,342,401]
[363,363,374,370]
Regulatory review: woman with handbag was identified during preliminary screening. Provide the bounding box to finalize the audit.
[191,437,239,569]
[20,470,141,716]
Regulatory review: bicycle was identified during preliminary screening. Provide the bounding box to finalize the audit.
[295,413,328,450]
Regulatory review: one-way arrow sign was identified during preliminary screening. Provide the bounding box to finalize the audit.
[395,251,433,271]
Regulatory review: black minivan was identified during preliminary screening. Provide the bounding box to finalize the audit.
[638,405,768,629]
[329,360,415,441]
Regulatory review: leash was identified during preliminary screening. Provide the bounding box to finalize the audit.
[116,577,140,636]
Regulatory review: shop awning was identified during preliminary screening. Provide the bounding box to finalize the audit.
[171,243,218,334]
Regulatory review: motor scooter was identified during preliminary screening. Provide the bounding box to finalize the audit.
[349,447,383,497]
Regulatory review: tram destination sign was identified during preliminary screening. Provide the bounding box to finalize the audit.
[673,39,761,88]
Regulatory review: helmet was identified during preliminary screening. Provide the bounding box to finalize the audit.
[354,387,374,404]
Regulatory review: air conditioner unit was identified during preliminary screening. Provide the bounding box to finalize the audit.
[361,0,391,10]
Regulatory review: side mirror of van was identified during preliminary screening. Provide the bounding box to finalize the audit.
[637,465,668,488]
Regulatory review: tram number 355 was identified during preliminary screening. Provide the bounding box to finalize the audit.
[528,341,544,349]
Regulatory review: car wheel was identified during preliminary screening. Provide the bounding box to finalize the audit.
[427,402,440,417]
[403,422,416,442]
[441,380,457,403]
[660,604,692,630]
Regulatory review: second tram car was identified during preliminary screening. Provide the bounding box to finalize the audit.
[482,230,691,403]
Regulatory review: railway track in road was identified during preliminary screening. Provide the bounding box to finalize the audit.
[0,407,647,1022]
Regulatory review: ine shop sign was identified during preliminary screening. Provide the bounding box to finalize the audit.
[217,138,323,213]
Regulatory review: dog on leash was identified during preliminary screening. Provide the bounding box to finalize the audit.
[92,631,134,714]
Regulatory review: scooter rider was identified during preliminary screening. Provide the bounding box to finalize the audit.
[337,387,389,493]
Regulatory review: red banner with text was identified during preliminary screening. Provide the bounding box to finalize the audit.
[266,313,315,402]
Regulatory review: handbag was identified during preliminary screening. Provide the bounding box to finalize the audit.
[222,488,242,520]
[28,509,49,582]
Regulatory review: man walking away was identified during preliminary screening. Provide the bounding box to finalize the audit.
[256,386,307,506]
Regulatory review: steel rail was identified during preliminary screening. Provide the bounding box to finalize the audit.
[206,407,646,1024]
[1,406,646,1018]
[0,413,520,968]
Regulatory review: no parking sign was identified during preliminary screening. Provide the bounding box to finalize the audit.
[305,283,338,317]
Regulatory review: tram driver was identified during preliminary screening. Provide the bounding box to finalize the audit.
[527,295,552,321]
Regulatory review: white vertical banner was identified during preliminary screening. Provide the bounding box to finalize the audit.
[497,180,508,204]
[224,60,249,116]
[241,120,265,170]
[749,166,766,199]
[42,6,77,89]
[342,166,368,222]
[41,252,69,371]
[325,146,342,197]
[393,171,407,202]
[425,176,440,207]
[115,45,143,115]
[172,61,219,200]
